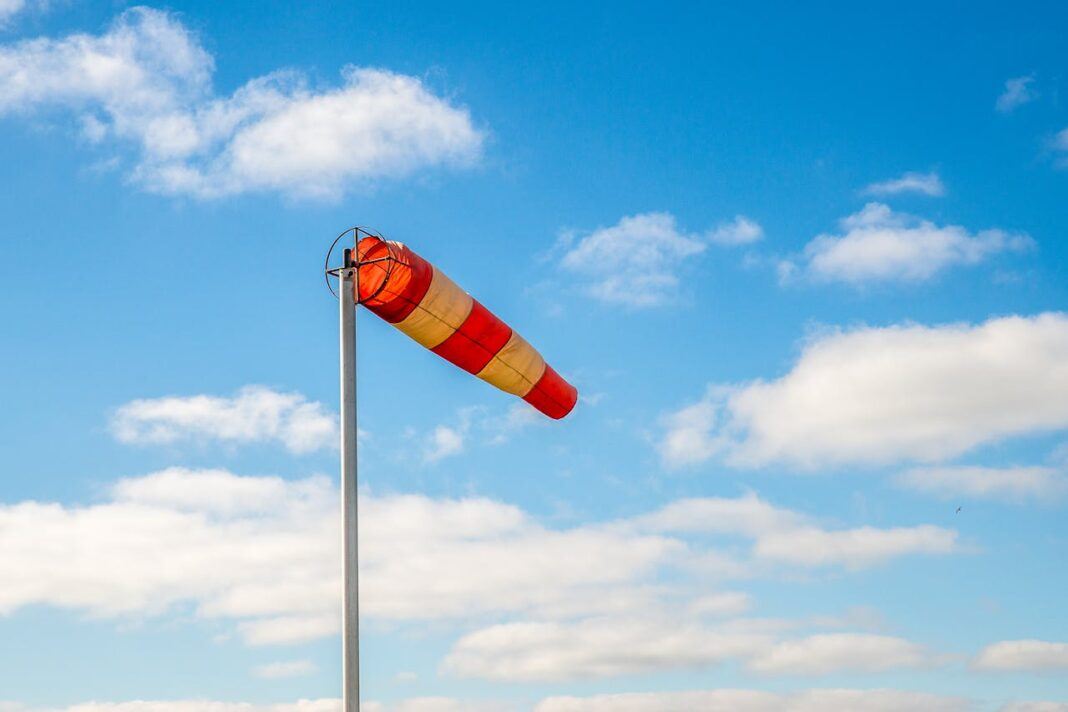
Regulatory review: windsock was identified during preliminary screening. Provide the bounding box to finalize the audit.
[353,236,578,419]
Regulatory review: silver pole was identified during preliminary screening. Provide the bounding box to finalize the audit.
[339,248,360,711]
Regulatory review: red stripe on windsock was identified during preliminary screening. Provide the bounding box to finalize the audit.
[356,238,433,323]
[523,364,578,420]
[431,299,513,374]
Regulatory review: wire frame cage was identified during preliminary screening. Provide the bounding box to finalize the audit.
[324,225,384,299]
[326,226,437,316]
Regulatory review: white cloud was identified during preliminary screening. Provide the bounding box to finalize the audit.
[111,467,309,515]
[558,213,706,307]
[377,701,514,712]
[1001,705,1068,712]
[997,75,1038,113]
[52,703,339,712]
[974,640,1068,671]
[1055,129,1068,168]
[419,404,541,459]
[753,526,958,569]
[4,702,517,712]
[658,397,722,467]
[633,493,957,571]
[0,469,339,642]
[535,689,967,712]
[0,472,956,651]
[687,592,752,617]
[0,8,482,199]
[445,615,940,682]
[631,492,808,538]
[253,660,317,679]
[660,313,1068,469]
[0,0,27,25]
[747,634,935,675]
[0,694,980,712]
[240,614,339,646]
[485,402,543,445]
[897,465,1068,502]
[791,202,1031,285]
[110,385,338,454]
[708,215,764,246]
[437,496,951,683]
[362,497,679,622]
[0,0,51,26]
[424,424,465,462]
[443,616,771,682]
[557,212,762,307]
[861,171,946,197]
[0,469,685,642]
[1,701,515,712]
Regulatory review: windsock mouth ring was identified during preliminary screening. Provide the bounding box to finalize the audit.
[354,236,403,306]
[323,225,386,299]
[353,236,435,317]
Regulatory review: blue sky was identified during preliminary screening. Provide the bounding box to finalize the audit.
[1,1,1067,711]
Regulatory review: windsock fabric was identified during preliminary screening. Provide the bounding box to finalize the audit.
[354,236,578,419]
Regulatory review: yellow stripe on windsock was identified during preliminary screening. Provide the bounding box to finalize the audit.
[395,266,474,349]
[476,331,547,397]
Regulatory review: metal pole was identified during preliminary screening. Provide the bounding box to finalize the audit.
[339,248,359,711]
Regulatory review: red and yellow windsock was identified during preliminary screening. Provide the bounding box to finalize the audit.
[353,236,578,419]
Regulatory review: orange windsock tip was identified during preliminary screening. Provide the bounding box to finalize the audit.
[351,235,578,419]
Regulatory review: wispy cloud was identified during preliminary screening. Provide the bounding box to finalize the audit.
[363,701,514,712]
[0,0,49,27]
[445,616,942,682]
[1054,128,1068,169]
[535,689,967,712]
[658,395,723,467]
[558,212,705,307]
[423,424,466,462]
[974,640,1068,671]
[660,313,1068,469]
[782,202,1032,285]
[687,591,752,617]
[708,215,764,246]
[896,465,1068,502]
[110,385,338,454]
[557,212,762,307]
[753,526,957,569]
[485,402,543,445]
[0,8,482,199]
[0,0,27,25]
[418,404,541,462]
[443,616,770,681]
[996,75,1038,113]
[861,171,945,197]
[633,492,958,570]
[252,660,317,679]
[746,633,938,675]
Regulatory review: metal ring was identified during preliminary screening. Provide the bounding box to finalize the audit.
[324,226,385,299]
